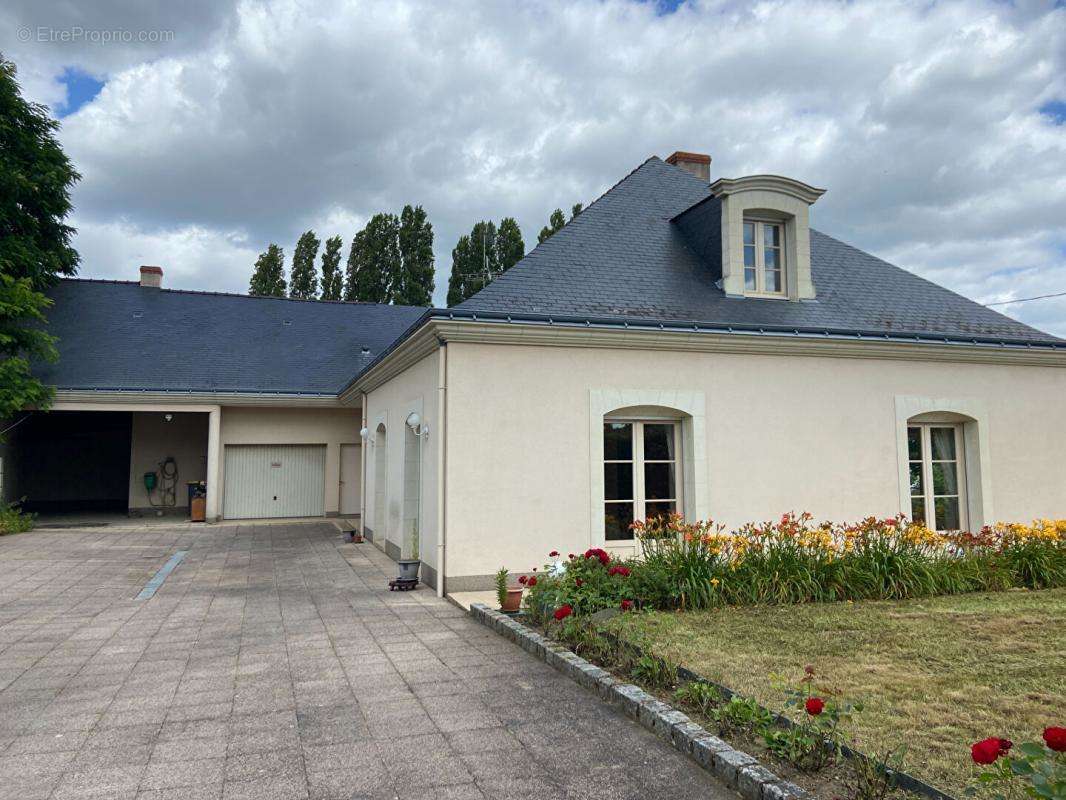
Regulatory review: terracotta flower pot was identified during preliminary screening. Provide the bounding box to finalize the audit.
[500,587,523,613]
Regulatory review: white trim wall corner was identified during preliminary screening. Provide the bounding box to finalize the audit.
[588,389,708,549]
[894,396,993,531]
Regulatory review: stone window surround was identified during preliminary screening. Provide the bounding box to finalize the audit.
[713,175,825,301]
[589,389,708,549]
[894,395,993,531]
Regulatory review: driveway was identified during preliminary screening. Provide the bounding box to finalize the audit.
[0,522,733,800]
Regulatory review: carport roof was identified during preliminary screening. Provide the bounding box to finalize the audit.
[35,279,429,395]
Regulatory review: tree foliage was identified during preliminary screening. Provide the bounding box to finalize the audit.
[0,57,81,426]
[447,219,520,307]
[319,235,344,301]
[288,229,320,299]
[395,204,434,306]
[249,244,287,297]
[345,213,399,303]
[538,203,583,244]
[496,217,525,272]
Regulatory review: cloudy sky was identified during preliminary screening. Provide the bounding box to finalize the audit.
[3,0,1065,334]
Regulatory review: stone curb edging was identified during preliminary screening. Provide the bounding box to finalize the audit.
[470,603,811,800]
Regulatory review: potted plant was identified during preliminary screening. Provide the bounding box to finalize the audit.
[398,543,420,581]
[496,567,523,613]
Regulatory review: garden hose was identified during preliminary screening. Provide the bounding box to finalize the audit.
[147,457,179,507]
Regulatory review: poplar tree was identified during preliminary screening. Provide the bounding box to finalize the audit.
[344,213,399,303]
[288,230,320,299]
[537,208,566,244]
[319,235,343,301]
[395,204,434,306]
[496,217,525,272]
[446,220,499,307]
[249,244,286,297]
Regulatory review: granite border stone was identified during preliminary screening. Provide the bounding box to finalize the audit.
[469,603,812,800]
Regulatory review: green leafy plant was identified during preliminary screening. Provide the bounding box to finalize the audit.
[674,680,723,718]
[631,652,678,690]
[965,729,1066,800]
[495,567,509,609]
[0,501,34,535]
[713,694,774,736]
[764,666,861,771]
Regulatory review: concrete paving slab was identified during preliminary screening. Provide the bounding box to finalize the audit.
[0,522,736,800]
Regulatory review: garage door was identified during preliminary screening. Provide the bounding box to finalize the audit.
[223,444,326,519]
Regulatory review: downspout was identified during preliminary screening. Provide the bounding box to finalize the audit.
[436,341,448,598]
[359,392,368,537]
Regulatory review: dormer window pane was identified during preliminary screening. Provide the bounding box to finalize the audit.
[743,219,786,296]
[743,222,757,290]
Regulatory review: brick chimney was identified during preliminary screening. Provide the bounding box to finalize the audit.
[665,151,711,182]
[139,265,163,288]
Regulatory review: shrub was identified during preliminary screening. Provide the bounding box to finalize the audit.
[495,567,508,608]
[0,501,34,535]
[965,727,1065,800]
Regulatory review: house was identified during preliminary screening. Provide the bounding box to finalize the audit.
[7,151,1066,594]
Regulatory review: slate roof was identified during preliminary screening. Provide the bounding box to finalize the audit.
[457,157,1060,345]
[35,280,429,394]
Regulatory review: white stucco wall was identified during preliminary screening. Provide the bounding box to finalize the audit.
[218,406,361,517]
[128,412,208,511]
[440,341,1066,582]
[363,349,440,574]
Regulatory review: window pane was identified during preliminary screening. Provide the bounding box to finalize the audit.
[907,427,922,461]
[764,247,778,269]
[605,503,634,540]
[932,462,958,495]
[604,422,632,461]
[743,222,755,245]
[930,427,956,461]
[763,224,780,247]
[745,268,756,291]
[911,497,926,525]
[744,244,756,267]
[644,463,676,500]
[909,463,924,496]
[604,463,633,501]
[643,424,675,460]
[643,501,676,523]
[765,269,782,293]
[934,497,960,531]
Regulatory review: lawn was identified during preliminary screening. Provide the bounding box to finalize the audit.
[611,588,1066,795]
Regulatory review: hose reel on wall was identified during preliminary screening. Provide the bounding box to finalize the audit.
[144,456,178,507]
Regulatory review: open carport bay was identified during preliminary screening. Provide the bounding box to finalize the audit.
[0,410,208,524]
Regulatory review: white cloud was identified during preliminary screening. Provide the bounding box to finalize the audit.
[2,0,1064,334]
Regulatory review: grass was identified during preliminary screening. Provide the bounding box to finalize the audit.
[611,588,1066,796]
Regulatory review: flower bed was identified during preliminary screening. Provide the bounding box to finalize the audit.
[523,514,1066,617]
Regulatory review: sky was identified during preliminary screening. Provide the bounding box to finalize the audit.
[2,0,1064,336]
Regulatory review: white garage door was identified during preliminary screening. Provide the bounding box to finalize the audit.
[223,444,326,519]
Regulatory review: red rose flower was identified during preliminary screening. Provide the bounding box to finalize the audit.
[804,697,825,716]
[527,576,537,587]
[1044,727,1066,752]
[518,575,527,585]
[971,738,1004,765]
[553,604,573,621]
[620,599,634,611]
[549,550,559,557]
[574,578,583,588]
[998,739,1013,755]
[583,548,610,566]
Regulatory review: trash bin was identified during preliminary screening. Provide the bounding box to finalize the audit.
[187,481,206,522]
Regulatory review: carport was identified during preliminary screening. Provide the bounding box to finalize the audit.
[0,402,221,524]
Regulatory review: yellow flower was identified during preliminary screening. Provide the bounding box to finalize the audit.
[710,578,720,587]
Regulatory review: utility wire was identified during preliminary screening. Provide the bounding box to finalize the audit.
[984,290,1066,307]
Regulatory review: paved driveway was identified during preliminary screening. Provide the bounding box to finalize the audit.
[0,523,733,800]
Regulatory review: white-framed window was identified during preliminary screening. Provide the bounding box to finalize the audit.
[907,424,967,532]
[743,219,785,296]
[603,420,681,540]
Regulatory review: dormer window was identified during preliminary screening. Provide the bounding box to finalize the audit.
[743,219,785,296]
